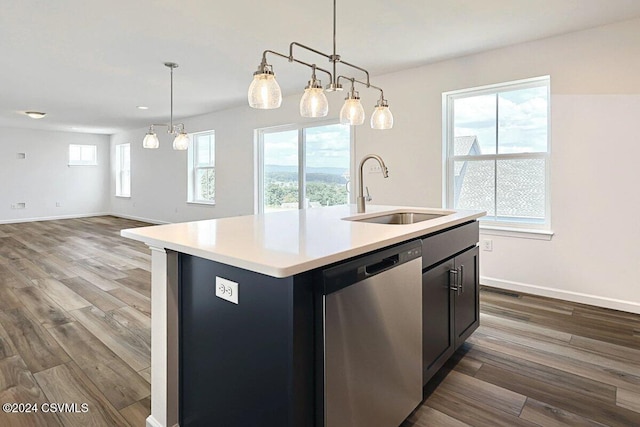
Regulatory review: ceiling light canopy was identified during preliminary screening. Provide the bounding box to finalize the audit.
[248,0,393,130]
[25,111,46,119]
[143,62,190,150]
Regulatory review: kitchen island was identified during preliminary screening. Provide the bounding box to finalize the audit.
[121,205,484,427]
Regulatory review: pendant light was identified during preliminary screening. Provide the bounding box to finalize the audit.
[143,62,190,150]
[300,66,329,118]
[370,96,393,130]
[248,60,282,109]
[339,82,364,125]
[248,0,393,129]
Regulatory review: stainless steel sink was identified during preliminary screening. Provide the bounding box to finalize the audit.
[350,212,448,225]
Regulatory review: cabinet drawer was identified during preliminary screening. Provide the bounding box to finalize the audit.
[421,221,479,269]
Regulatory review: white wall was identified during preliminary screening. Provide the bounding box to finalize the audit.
[1,128,109,223]
[109,94,348,223]
[110,18,640,312]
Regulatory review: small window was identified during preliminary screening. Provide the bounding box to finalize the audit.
[444,76,550,230]
[69,144,97,166]
[115,143,131,197]
[188,131,215,204]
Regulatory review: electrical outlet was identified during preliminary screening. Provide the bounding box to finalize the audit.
[482,239,493,252]
[56,201,61,207]
[215,277,238,304]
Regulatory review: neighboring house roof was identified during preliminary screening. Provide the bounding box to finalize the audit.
[453,135,481,176]
[453,136,544,219]
[454,135,481,156]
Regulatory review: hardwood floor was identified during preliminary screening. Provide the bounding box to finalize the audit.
[404,288,640,427]
[0,217,152,427]
[1,216,639,426]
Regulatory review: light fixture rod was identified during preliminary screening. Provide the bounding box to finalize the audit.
[338,75,382,96]
[287,43,370,87]
[148,62,185,136]
[263,49,333,81]
[164,62,178,130]
[332,0,337,82]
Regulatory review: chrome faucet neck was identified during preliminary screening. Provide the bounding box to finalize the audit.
[357,154,389,213]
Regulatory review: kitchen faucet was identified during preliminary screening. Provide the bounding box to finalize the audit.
[357,154,389,213]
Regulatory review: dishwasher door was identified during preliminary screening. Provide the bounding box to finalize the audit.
[322,240,422,427]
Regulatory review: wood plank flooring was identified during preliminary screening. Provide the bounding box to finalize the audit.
[0,217,152,427]
[1,216,639,426]
[404,287,640,427]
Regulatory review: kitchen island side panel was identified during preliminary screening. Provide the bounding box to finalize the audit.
[179,253,315,427]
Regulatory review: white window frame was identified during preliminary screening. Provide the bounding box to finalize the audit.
[187,130,216,205]
[115,143,131,197]
[443,76,552,237]
[68,144,97,166]
[255,120,355,214]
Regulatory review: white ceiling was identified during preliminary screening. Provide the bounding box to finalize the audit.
[2,0,640,135]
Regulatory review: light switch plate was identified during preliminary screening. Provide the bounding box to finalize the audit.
[215,277,238,304]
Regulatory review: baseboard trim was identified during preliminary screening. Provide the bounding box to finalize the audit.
[145,415,178,427]
[109,213,169,225]
[0,212,111,224]
[481,276,640,315]
[145,415,163,427]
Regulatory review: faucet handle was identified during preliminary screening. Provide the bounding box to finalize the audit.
[365,186,372,202]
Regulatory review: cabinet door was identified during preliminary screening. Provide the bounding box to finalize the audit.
[422,258,455,385]
[454,246,480,348]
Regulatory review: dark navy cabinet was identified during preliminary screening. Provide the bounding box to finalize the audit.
[421,221,480,385]
[179,254,315,427]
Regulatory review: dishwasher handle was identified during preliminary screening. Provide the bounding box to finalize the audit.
[322,240,422,296]
[364,255,399,276]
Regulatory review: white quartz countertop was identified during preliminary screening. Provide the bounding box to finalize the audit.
[121,205,484,278]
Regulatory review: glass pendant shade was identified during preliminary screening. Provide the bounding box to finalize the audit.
[340,98,365,125]
[248,73,282,109]
[172,132,190,150]
[143,132,160,149]
[300,87,329,117]
[371,105,394,130]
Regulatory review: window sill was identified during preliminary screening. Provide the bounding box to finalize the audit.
[187,201,216,206]
[480,225,554,241]
[115,195,131,199]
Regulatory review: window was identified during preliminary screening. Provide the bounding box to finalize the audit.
[188,131,215,204]
[257,122,352,213]
[444,77,550,230]
[68,144,97,166]
[115,143,130,197]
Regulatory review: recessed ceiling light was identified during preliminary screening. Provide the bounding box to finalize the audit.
[25,111,46,119]
[137,106,149,110]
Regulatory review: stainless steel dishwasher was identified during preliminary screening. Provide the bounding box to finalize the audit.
[321,240,423,427]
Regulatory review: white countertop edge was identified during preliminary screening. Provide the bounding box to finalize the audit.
[121,206,484,278]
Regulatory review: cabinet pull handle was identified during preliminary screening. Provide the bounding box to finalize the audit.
[458,265,464,295]
[449,269,459,292]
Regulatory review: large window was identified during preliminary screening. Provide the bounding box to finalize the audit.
[69,144,97,166]
[115,143,130,197]
[444,77,550,230]
[188,131,215,204]
[257,122,352,213]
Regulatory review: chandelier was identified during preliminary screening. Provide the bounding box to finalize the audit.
[143,62,190,150]
[247,0,393,130]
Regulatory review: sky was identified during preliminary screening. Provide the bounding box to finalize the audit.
[453,85,548,155]
[263,123,350,169]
